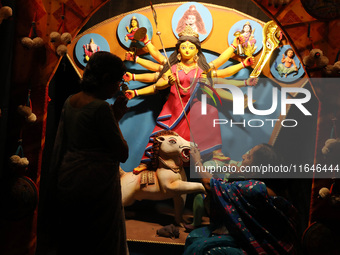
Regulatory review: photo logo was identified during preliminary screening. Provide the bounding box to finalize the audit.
[198,81,222,108]
[201,85,311,116]
[195,78,312,129]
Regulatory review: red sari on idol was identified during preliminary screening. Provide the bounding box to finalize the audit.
[126,27,138,41]
[142,64,222,162]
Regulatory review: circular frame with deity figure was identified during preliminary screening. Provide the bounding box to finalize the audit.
[74,33,110,68]
[270,45,304,83]
[228,19,263,57]
[117,13,153,50]
[171,2,213,42]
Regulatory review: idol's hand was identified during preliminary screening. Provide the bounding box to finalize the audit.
[125,52,135,62]
[246,77,258,86]
[123,72,133,83]
[232,35,245,47]
[242,56,255,67]
[233,31,245,45]
[199,72,210,85]
[141,33,149,44]
[168,73,176,85]
[125,89,135,100]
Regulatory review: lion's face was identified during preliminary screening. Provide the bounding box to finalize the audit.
[156,134,191,162]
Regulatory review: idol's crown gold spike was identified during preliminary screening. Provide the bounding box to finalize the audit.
[178,25,199,38]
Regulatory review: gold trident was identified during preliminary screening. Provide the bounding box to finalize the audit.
[250,21,282,78]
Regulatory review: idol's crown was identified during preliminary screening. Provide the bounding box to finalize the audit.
[178,25,199,38]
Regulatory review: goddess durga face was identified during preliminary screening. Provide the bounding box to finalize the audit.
[179,41,198,61]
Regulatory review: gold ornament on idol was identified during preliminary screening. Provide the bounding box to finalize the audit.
[178,25,199,38]
[250,20,281,78]
[176,63,198,93]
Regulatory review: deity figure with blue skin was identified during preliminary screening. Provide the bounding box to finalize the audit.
[124,26,257,171]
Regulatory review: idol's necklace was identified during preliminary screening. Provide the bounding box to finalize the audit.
[176,63,199,93]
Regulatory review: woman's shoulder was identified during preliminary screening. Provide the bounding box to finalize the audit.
[67,92,108,110]
[86,99,110,113]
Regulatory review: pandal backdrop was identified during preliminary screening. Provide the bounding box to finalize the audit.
[1,0,340,254]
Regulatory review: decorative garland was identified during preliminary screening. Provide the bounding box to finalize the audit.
[49,3,72,56]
